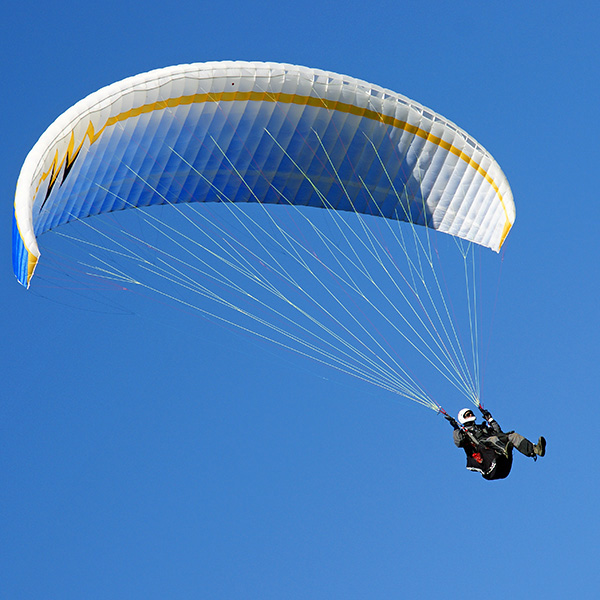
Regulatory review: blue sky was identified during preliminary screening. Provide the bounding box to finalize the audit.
[2,1,599,598]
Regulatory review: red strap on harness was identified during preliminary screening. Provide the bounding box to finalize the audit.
[472,452,483,464]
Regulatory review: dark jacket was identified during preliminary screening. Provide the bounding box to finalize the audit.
[453,421,513,480]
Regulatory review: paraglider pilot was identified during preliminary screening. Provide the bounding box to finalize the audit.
[444,407,545,480]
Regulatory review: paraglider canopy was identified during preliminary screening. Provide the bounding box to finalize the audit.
[13,61,514,288]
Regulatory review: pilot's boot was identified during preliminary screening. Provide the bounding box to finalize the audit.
[533,436,546,459]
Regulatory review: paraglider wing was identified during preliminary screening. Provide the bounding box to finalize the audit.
[13,61,515,288]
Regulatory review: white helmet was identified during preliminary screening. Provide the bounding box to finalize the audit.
[458,408,476,425]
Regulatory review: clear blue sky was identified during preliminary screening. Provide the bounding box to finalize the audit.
[2,1,598,598]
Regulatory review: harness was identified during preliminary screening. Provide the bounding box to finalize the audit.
[439,405,513,480]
